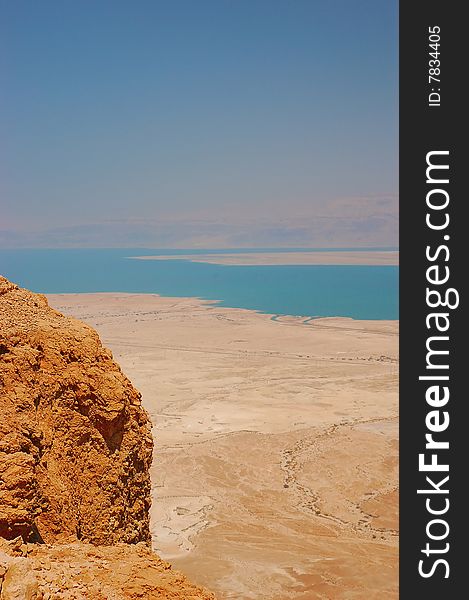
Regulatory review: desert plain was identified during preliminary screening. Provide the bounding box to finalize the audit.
[130,249,399,266]
[48,292,399,600]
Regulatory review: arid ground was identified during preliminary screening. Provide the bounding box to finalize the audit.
[48,293,399,600]
[130,250,399,266]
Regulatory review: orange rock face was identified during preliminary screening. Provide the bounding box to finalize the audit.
[0,276,153,545]
[0,277,216,598]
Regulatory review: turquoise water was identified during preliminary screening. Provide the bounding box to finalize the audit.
[0,248,398,320]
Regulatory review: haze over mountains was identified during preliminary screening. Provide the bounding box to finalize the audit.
[1,195,397,248]
[2,1,397,252]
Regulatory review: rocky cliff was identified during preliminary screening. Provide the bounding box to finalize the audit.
[0,277,215,599]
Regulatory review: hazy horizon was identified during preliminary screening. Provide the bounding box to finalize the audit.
[1,1,398,249]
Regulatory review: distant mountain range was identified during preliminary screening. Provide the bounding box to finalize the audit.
[1,196,398,249]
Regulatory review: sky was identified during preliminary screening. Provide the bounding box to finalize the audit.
[0,0,398,248]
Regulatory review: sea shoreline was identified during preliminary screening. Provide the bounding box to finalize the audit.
[47,290,399,324]
[0,248,399,320]
[129,249,399,266]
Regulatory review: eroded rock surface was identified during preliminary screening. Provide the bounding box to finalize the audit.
[0,277,216,599]
[0,276,152,545]
[0,538,215,600]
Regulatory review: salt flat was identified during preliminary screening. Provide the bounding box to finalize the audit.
[48,293,399,600]
[130,250,399,266]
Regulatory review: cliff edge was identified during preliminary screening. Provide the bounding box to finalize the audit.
[0,277,215,599]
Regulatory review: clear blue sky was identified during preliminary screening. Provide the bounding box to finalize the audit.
[0,0,398,248]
